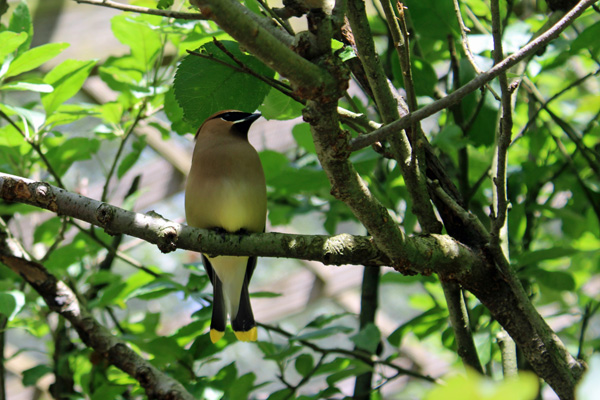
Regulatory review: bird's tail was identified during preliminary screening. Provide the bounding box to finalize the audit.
[209,275,227,344]
[231,274,257,342]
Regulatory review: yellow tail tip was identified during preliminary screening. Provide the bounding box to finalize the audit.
[234,327,257,342]
[210,329,225,343]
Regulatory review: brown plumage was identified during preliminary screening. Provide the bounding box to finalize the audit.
[185,110,267,343]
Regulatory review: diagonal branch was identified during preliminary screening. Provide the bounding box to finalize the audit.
[0,172,479,271]
[0,224,195,400]
[349,0,598,152]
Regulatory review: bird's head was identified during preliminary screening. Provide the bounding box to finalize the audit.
[196,110,262,139]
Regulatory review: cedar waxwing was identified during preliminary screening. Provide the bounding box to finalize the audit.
[185,110,267,343]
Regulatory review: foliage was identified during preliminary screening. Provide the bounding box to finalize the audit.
[0,0,599,399]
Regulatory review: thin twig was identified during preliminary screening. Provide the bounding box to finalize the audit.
[254,0,295,35]
[453,0,482,74]
[349,0,597,152]
[258,322,440,383]
[40,217,68,262]
[70,220,161,278]
[186,46,304,104]
[452,0,501,101]
[74,0,207,20]
[578,301,600,359]
[489,0,513,247]
[551,134,600,224]
[101,101,148,202]
[513,68,600,144]
[0,109,66,188]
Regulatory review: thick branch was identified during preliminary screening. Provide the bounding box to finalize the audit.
[0,231,195,400]
[195,0,337,100]
[349,0,597,152]
[0,173,476,271]
[0,174,585,397]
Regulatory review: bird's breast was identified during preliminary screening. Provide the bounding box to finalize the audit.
[185,152,267,233]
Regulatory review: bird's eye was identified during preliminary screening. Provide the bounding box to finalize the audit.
[220,112,250,122]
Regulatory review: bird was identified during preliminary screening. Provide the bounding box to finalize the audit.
[185,110,267,343]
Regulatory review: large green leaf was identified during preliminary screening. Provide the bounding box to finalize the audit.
[8,1,33,55]
[0,31,28,63]
[44,137,100,176]
[425,369,538,400]
[295,353,314,377]
[403,0,459,40]
[174,40,275,127]
[42,59,97,114]
[259,87,304,120]
[571,21,600,58]
[5,42,69,78]
[111,13,162,67]
[350,323,381,353]
[0,290,25,320]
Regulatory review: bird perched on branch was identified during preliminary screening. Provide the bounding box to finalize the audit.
[185,110,267,343]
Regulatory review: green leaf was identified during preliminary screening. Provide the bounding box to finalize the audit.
[227,372,256,400]
[267,389,294,400]
[292,123,316,154]
[8,1,33,55]
[44,137,100,176]
[257,342,302,361]
[432,124,466,150]
[22,365,52,387]
[411,58,437,97]
[127,278,185,300]
[0,291,25,320]
[292,325,354,341]
[529,268,576,291]
[571,21,600,58]
[0,0,8,17]
[44,234,99,274]
[164,86,193,135]
[250,291,282,298]
[42,59,97,114]
[313,357,350,376]
[174,40,275,127]
[117,134,146,178]
[350,323,381,353]
[516,247,578,267]
[0,80,54,92]
[111,13,161,66]
[260,150,330,195]
[0,31,28,63]
[5,42,69,78]
[33,217,62,245]
[402,0,458,40]
[44,103,99,129]
[138,337,186,365]
[388,307,445,347]
[295,353,314,377]
[90,384,128,400]
[325,359,372,385]
[259,87,304,120]
[157,0,174,9]
[306,313,350,329]
[425,369,538,400]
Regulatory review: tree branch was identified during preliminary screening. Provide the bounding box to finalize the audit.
[349,0,598,152]
[74,0,207,20]
[0,172,480,271]
[0,173,585,397]
[195,0,337,100]
[0,226,195,400]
